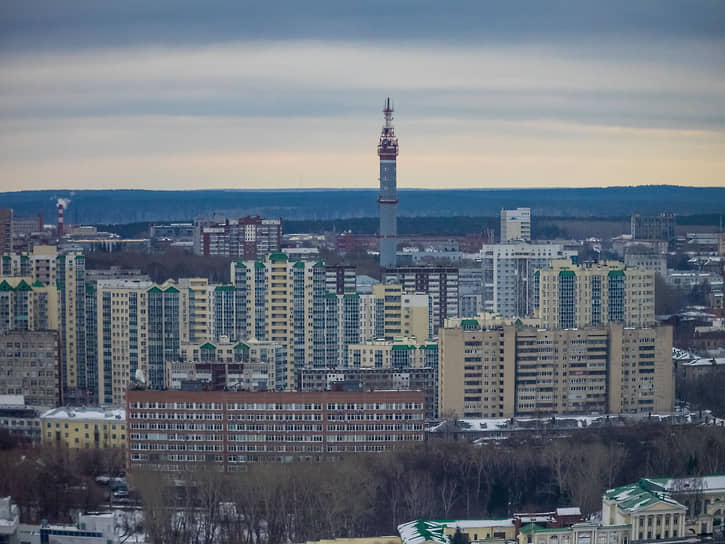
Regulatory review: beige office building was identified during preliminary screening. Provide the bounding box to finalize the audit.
[439,318,673,419]
[535,260,655,329]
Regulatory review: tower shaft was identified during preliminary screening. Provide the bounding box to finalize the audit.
[378,97,399,269]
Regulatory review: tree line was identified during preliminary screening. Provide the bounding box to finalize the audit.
[130,424,725,544]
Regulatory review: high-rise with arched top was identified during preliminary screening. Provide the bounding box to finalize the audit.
[377,97,399,269]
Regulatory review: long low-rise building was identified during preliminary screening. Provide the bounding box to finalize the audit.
[126,389,425,471]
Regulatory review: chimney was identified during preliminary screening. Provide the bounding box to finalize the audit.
[57,203,64,237]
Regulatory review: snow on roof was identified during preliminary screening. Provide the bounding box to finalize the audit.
[0,395,25,408]
[672,348,696,361]
[398,519,514,544]
[682,357,725,367]
[443,519,514,529]
[398,520,447,544]
[40,406,125,421]
[605,481,686,513]
[648,475,725,494]
[556,507,581,516]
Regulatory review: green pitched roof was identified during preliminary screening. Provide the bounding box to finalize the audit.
[312,261,325,268]
[200,342,216,350]
[398,520,447,544]
[234,261,247,269]
[254,261,266,270]
[0,280,12,292]
[608,269,626,278]
[420,344,438,350]
[234,342,250,350]
[292,261,306,269]
[559,269,576,277]
[147,286,162,294]
[268,252,288,262]
[461,319,479,329]
[32,280,45,287]
[392,344,416,351]
[15,279,32,291]
[343,293,359,299]
[164,286,179,293]
[604,480,685,513]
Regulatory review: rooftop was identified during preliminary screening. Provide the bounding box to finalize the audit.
[604,480,685,513]
[40,406,125,421]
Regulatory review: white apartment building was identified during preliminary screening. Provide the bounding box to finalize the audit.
[480,242,577,318]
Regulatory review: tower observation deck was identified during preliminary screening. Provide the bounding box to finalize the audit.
[378,97,399,269]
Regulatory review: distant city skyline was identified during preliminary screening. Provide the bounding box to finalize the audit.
[0,1,723,191]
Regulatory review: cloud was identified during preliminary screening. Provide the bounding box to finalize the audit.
[0,2,723,191]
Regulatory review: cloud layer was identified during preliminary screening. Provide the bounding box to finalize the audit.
[0,2,724,191]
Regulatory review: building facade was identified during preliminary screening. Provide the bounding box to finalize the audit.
[193,216,282,259]
[480,242,577,318]
[384,267,458,336]
[439,319,673,419]
[501,207,531,242]
[297,367,438,419]
[40,406,126,449]
[0,331,60,407]
[535,260,655,329]
[126,389,424,471]
[631,212,675,245]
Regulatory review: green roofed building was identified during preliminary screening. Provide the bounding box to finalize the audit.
[536,259,654,329]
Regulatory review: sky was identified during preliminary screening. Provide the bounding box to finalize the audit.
[1,1,724,191]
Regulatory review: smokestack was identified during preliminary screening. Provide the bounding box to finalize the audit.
[57,203,64,237]
[56,198,70,239]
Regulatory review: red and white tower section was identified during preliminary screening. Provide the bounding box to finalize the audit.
[377,97,399,269]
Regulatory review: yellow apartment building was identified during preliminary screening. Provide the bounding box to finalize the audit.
[40,406,126,449]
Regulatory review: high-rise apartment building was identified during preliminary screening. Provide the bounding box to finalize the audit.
[384,267,458,336]
[500,207,531,242]
[371,283,430,342]
[0,209,13,254]
[480,242,577,318]
[0,278,58,333]
[631,212,675,244]
[167,337,285,391]
[1,246,87,402]
[178,278,211,343]
[230,254,341,388]
[535,260,655,329]
[325,265,357,295]
[90,279,182,405]
[439,319,673,419]
[624,249,667,278]
[127,389,425,470]
[193,216,281,259]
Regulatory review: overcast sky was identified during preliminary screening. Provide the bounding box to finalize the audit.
[1,1,724,191]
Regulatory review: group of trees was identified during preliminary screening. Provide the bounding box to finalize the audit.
[131,424,725,544]
[0,445,125,523]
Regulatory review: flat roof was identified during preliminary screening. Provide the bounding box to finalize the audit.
[40,407,125,421]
